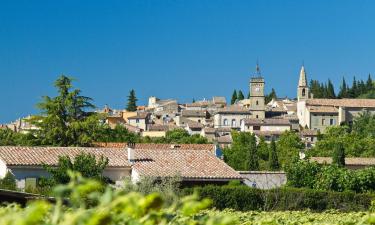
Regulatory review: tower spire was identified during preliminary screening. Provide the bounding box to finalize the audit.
[255,60,262,77]
[298,65,307,87]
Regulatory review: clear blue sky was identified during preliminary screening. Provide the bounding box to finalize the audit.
[1,0,375,123]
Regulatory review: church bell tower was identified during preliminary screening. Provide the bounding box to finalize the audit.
[297,65,310,101]
[249,63,265,119]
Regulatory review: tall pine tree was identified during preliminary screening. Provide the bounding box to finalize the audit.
[327,79,336,98]
[338,77,348,98]
[231,90,238,104]
[366,74,373,92]
[237,90,245,100]
[126,89,138,112]
[268,139,280,170]
[332,142,345,168]
[248,134,259,170]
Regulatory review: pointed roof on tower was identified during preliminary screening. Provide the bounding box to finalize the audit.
[298,66,307,87]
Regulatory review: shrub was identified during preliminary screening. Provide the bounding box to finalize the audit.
[185,185,375,212]
[0,172,17,191]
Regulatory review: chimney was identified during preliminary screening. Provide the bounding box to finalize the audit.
[127,142,135,163]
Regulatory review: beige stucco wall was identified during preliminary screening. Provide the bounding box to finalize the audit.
[142,131,166,137]
[214,114,250,129]
[128,118,147,130]
[310,113,338,132]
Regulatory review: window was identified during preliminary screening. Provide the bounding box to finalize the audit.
[240,119,244,126]
[330,118,335,125]
[25,177,37,190]
[136,119,140,123]
[253,126,261,130]
[223,119,228,126]
[231,119,236,127]
[198,119,201,123]
[322,119,325,125]
[256,115,259,118]
[302,88,305,96]
[256,100,259,105]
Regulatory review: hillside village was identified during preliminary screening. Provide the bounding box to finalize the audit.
[1,65,375,194]
[7,65,375,148]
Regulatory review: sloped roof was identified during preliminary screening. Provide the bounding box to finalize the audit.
[244,118,291,126]
[310,157,375,166]
[132,149,241,180]
[308,106,338,113]
[216,106,251,114]
[93,142,216,151]
[181,110,207,117]
[0,146,131,167]
[306,99,375,108]
[127,112,150,120]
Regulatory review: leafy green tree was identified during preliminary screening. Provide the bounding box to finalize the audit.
[32,75,95,146]
[44,152,109,185]
[248,134,259,170]
[224,131,258,171]
[257,137,269,161]
[366,74,373,91]
[265,88,277,103]
[277,131,304,167]
[126,89,138,112]
[332,142,345,168]
[237,90,245,100]
[0,172,17,190]
[268,139,279,170]
[231,90,237,105]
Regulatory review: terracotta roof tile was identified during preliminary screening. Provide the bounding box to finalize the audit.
[310,157,375,166]
[132,149,241,180]
[308,106,338,113]
[244,118,291,126]
[306,99,375,108]
[93,142,216,151]
[0,146,131,167]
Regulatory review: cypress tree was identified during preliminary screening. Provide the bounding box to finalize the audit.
[237,90,245,100]
[332,142,345,168]
[231,90,238,105]
[351,76,358,98]
[247,91,251,99]
[366,74,373,91]
[268,139,280,170]
[248,134,259,170]
[327,79,336,98]
[126,89,138,112]
[338,77,347,98]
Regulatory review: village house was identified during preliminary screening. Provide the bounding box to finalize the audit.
[296,66,375,132]
[127,112,152,131]
[310,157,375,170]
[0,144,240,190]
[213,106,252,129]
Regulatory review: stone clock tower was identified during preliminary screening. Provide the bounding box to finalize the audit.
[249,64,265,119]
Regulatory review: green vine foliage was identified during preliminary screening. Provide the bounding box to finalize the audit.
[0,172,235,225]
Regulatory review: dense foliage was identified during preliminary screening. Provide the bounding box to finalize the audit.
[43,152,109,185]
[207,210,375,225]
[223,131,259,171]
[0,172,234,225]
[185,185,374,212]
[310,112,375,157]
[285,160,375,193]
[224,131,300,171]
[310,74,374,99]
[142,129,209,144]
[0,172,17,190]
